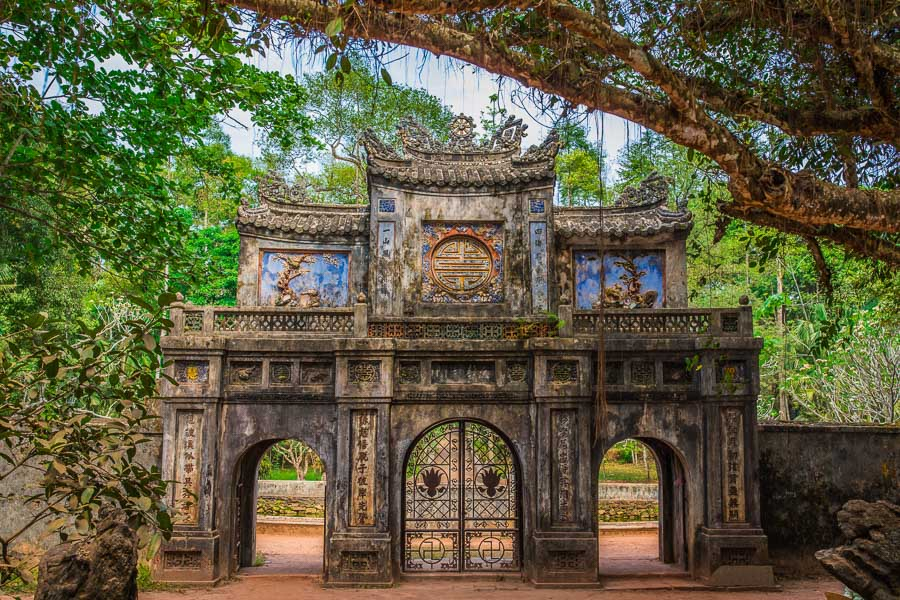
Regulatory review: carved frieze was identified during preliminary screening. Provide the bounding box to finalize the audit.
[548,360,578,384]
[350,410,377,527]
[421,223,503,303]
[663,361,690,385]
[605,361,624,385]
[164,550,202,570]
[549,550,586,572]
[631,361,656,387]
[269,361,292,385]
[173,410,203,524]
[717,360,748,384]
[300,362,332,384]
[398,361,421,385]
[432,361,496,384]
[722,407,746,523]
[348,360,381,384]
[506,361,528,384]
[174,360,208,384]
[230,361,262,385]
[341,550,378,573]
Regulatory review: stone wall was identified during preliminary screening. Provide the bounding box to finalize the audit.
[258,480,325,498]
[0,432,162,554]
[598,482,658,501]
[757,423,900,575]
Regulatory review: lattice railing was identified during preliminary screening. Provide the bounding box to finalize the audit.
[366,319,559,340]
[572,307,751,337]
[172,306,355,336]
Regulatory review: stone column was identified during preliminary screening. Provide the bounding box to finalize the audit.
[696,349,773,587]
[530,349,598,586]
[327,344,394,586]
[153,339,226,583]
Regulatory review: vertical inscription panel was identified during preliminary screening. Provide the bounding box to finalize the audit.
[350,409,377,527]
[173,410,204,525]
[552,410,576,524]
[530,222,549,312]
[722,407,746,523]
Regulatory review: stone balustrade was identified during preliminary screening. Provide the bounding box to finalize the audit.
[167,302,752,339]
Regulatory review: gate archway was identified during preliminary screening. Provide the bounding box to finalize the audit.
[402,420,520,573]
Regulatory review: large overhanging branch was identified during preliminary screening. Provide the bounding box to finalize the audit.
[234,0,900,262]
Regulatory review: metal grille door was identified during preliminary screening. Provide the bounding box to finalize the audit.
[404,421,519,572]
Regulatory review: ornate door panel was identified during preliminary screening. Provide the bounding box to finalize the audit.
[404,421,519,572]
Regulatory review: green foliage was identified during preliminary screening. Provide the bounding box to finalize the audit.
[170,226,240,306]
[0,0,311,288]
[0,294,176,586]
[261,58,453,203]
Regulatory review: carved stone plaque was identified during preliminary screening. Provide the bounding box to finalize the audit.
[173,410,203,524]
[553,410,576,523]
[350,410,377,527]
[722,407,746,523]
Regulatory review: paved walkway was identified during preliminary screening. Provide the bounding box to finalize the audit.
[143,576,844,599]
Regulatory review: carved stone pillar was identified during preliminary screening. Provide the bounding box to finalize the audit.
[530,350,598,586]
[328,348,393,586]
[153,340,225,583]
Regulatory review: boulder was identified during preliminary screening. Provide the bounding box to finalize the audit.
[35,509,138,600]
[815,499,900,600]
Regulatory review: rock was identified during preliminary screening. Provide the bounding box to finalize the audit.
[35,509,138,600]
[815,500,900,600]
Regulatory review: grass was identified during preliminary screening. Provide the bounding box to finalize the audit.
[260,468,323,481]
[598,461,658,483]
[253,552,266,567]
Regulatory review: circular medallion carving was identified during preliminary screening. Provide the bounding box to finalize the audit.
[430,235,494,294]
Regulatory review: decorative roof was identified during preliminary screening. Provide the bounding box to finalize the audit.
[555,174,693,239]
[236,173,369,239]
[363,114,560,189]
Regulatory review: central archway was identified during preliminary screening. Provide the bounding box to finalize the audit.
[402,420,520,573]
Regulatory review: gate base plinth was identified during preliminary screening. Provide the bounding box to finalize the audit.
[326,532,393,586]
[530,532,599,586]
[697,527,773,587]
[152,532,222,584]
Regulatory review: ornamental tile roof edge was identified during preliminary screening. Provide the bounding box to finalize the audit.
[236,173,369,237]
[363,113,560,188]
[555,173,693,238]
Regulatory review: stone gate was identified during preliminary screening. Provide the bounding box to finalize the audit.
[155,115,772,587]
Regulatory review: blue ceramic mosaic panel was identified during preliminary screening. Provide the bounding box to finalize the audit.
[574,250,664,309]
[421,222,504,303]
[529,198,545,214]
[530,222,548,311]
[378,198,395,213]
[259,250,350,307]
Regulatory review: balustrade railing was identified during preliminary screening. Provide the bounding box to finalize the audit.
[169,305,359,337]
[571,306,752,337]
[168,303,752,339]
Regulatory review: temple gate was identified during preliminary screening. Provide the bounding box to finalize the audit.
[155,115,772,587]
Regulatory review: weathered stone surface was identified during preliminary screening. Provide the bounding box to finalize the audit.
[35,509,138,600]
[815,500,900,600]
[759,423,900,575]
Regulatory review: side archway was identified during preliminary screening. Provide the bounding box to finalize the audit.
[402,420,520,573]
[596,435,691,574]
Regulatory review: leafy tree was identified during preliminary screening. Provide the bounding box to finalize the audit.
[1,0,312,289]
[270,440,323,481]
[0,296,176,585]
[170,226,241,306]
[261,59,453,203]
[170,125,262,228]
[238,0,900,264]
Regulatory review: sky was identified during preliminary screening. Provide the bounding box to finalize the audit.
[222,43,643,180]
